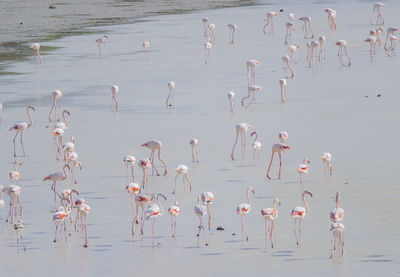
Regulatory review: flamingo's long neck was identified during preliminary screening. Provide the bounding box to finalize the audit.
[157,195,164,216]
[336,193,340,210]
[247,188,251,206]
[303,193,310,213]
[272,199,277,210]
[49,96,57,121]
[253,132,258,142]
[27,107,33,128]
[197,195,201,205]
[231,129,239,159]
[63,112,69,128]
[14,162,18,171]
[62,165,68,180]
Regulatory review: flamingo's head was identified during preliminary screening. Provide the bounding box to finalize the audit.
[275,198,281,206]
[248,186,255,194]
[303,158,310,164]
[282,144,291,150]
[175,200,179,206]
[141,143,148,147]
[303,190,313,197]
[28,105,36,111]
[250,131,257,137]
[63,110,71,116]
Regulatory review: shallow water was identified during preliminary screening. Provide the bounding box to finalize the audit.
[0,0,400,276]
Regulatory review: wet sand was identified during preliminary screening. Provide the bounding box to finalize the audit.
[0,1,399,276]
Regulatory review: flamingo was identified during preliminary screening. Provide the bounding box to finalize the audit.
[9,160,22,185]
[78,203,90,247]
[263,12,278,34]
[30,43,42,64]
[319,36,326,61]
[194,195,208,246]
[375,28,383,47]
[145,193,166,247]
[236,186,255,245]
[291,190,312,246]
[133,192,150,236]
[282,55,294,78]
[279,79,287,103]
[138,159,151,191]
[9,105,35,157]
[172,165,193,194]
[53,109,70,130]
[266,143,291,180]
[261,198,281,250]
[297,158,310,193]
[141,140,168,176]
[371,2,385,26]
[284,22,295,45]
[3,185,23,224]
[250,131,261,160]
[65,151,82,184]
[365,36,377,61]
[330,222,345,258]
[48,90,62,122]
[200,192,214,231]
[227,23,237,44]
[241,85,261,108]
[386,35,397,56]
[96,35,109,57]
[63,136,75,155]
[143,41,150,50]
[324,9,337,30]
[299,17,314,39]
[227,91,235,114]
[123,155,136,183]
[126,183,140,235]
[208,24,216,43]
[60,189,79,224]
[111,85,119,112]
[384,27,399,50]
[190,138,199,163]
[168,200,180,238]
[166,81,175,107]
[43,164,70,207]
[73,198,86,232]
[205,39,212,64]
[53,207,68,244]
[202,17,209,37]
[322,152,333,177]
[330,192,344,223]
[287,44,300,64]
[231,123,252,160]
[336,40,351,66]
[52,128,64,160]
[308,40,320,67]
[278,131,288,144]
[0,186,4,222]
[246,59,259,86]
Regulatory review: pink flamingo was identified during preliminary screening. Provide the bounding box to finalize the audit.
[375,28,383,47]
[299,17,314,39]
[0,186,4,221]
[203,17,209,37]
[308,40,320,67]
[266,143,291,180]
[190,138,199,163]
[279,79,287,103]
[172,165,193,194]
[133,193,150,236]
[9,105,35,157]
[138,159,151,191]
[322,152,333,177]
[282,55,294,78]
[371,2,385,26]
[263,12,278,34]
[236,186,255,245]
[384,27,399,50]
[205,39,212,64]
[194,195,208,246]
[145,193,166,247]
[168,200,180,238]
[65,151,82,184]
[231,123,252,160]
[246,59,259,86]
[53,109,70,130]
[43,164,70,207]
[250,131,261,160]
[287,44,300,64]
[141,140,168,176]
[48,90,62,122]
[297,158,310,193]
[261,198,281,251]
[291,190,313,246]
[52,128,64,160]
[279,131,288,143]
[3,185,23,224]
[208,24,216,43]
[78,203,90,247]
[324,9,337,30]
[166,81,175,107]
[336,40,351,66]
[126,183,140,235]
[330,192,344,223]
[227,91,235,114]
[200,192,214,230]
[227,23,237,44]
[30,43,42,64]
[123,155,136,183]
[95,35,109,57]
[365,36,377,61]
[284,22,295,45]
[9,160,22,185]
[319,36,326,61]
[53,205,69,244]
[330,222,345,258]
[386,35,397,56]
[111,85,119,112]
[242,85,261,108]
[61,189,79,224]
[73,198,85,232]
[143,41,150,50]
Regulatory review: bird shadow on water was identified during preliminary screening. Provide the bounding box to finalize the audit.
[360,255,393,263]
[271,250,294,257]
[201,252,224,256]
